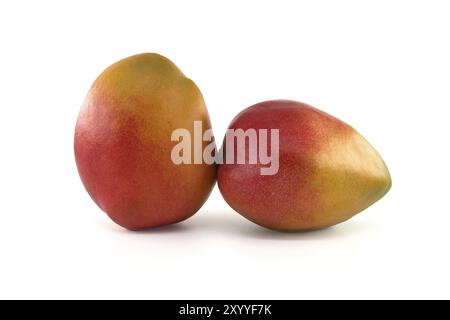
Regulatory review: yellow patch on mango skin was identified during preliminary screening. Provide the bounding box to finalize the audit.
[83,54,208,143]
[304,130,391,229]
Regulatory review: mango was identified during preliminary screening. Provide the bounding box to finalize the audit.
[74,53,216,230]
[217,100,391,231]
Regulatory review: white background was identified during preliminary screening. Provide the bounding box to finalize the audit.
[0,1,449,299]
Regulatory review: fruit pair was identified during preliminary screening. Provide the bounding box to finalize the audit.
[74,53,391,232]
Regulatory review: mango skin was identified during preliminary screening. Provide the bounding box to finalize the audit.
[218,100,391,231]
[75,53,216,230]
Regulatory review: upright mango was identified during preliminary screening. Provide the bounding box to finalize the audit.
[75,53,216,230]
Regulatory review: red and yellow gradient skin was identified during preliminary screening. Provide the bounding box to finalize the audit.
[75,53,216,230]
[218,100,391,231]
